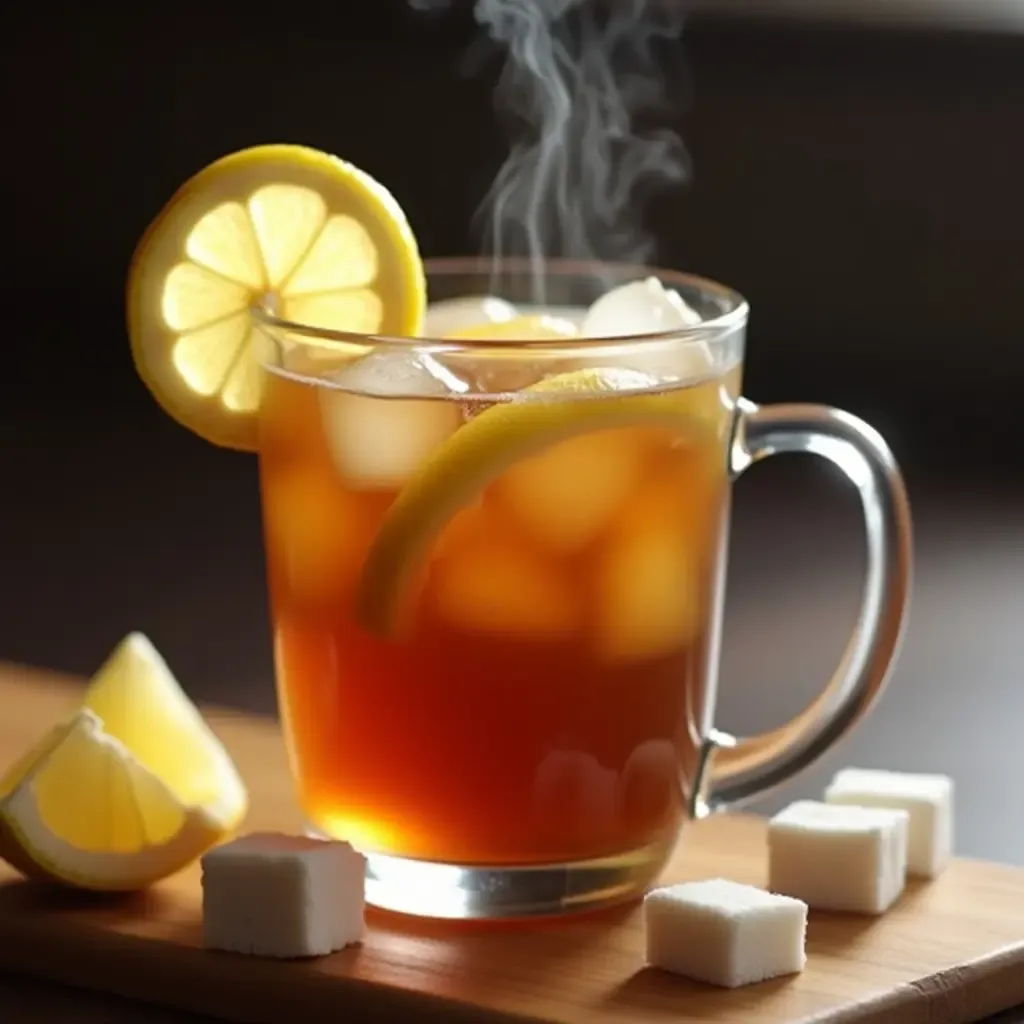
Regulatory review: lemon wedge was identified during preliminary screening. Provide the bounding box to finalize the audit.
[355,368,703,637]
[127,144,427,451]
[0,634,247,891]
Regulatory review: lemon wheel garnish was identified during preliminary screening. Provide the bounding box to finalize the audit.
[355,368,705,637]
[127,144,427,451]
[0,634,247,891]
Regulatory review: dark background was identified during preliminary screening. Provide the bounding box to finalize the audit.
[1,4,1022,860]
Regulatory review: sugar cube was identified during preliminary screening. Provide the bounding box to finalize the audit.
[201,832,365,959]
[768,800,908,915]
[644,878,807,988]
[824,767,953,878]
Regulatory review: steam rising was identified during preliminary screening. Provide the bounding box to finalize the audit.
[413,0,689,298]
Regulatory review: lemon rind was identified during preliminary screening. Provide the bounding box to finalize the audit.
[127,143,427,452]
[0,711,234,891]
[84,632,248,826]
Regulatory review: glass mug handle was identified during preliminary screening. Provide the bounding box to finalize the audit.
[696,398,914,815]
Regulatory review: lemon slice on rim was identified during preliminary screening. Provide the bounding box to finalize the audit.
[0,634,247,890]
[355,368,705,637]
[127,144,426,451]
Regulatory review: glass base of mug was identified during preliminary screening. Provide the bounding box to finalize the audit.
[304,822,676,920]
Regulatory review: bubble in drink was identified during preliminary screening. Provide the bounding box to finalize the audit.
[423,295,518,337]
[320,349,467,488]
[580,277,701,340]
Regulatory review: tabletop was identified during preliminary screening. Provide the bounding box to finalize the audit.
[3,407,1024,1023]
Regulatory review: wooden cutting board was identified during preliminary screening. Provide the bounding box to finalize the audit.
[2,663,1024,1024]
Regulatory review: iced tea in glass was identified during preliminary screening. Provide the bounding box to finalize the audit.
[255,258,912,919]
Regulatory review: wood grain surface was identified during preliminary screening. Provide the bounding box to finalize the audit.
[3,663,1024,1024]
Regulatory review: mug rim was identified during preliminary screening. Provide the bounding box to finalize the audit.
[253,256,750,356]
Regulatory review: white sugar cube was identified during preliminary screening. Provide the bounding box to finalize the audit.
[824,767,953,878]
[769,801,908,915]
[644,878,807,988]
[201,832,366,958]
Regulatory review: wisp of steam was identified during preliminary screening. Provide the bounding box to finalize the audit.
[411,0,689,302]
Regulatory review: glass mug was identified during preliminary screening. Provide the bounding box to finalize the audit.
[254,258,912,920]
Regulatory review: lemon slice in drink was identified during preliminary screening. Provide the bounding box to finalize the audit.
[0,634,247,890]
[127,144,426,451]
[439,314,581,391]
[356,368,702,637]
[444,313,578,342]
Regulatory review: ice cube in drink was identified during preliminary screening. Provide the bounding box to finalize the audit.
[320,348,469,489]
